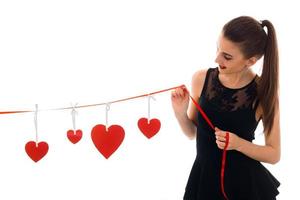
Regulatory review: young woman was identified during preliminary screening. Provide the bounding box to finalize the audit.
[171,16,280,200]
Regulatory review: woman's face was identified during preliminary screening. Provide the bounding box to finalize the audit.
[215,33,256,74]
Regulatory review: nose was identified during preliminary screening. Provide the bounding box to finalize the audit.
[215,53,222,65]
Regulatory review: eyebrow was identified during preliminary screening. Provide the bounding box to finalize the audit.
[222,52,233,58]
[216,44,233,58]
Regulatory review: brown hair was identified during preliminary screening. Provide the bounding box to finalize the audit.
[222,16,279,134]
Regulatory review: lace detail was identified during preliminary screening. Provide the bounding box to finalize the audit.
[185,67,279,200]
[203,68,258,112]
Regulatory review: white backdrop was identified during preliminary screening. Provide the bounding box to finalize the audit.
[0,0,299,199]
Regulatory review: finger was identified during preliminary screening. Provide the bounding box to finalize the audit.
[171,91,176,98]
[174,89,182,98]
[220,136,226,142]
[215,131,225,137]
[171,91,178,99]
[174,88,182,97]
[215,127,221,131]
[172,90,186,100]
[216,135,226,142]
[182,87,190,95]
[178,88,184,97]
[180,85,187,91]
[179,87,188,98]
[216,140,225,148]
[215,131,222,137]
[177,85,189,96]
[217,143,224,149]
[183,87,189,94]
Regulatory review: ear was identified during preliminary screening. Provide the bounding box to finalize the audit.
[245,56,258,67]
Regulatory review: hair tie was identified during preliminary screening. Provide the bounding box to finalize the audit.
[260,20,267,27]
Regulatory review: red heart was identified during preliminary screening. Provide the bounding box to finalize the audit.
[91,124,125,159]
[67,129,83,144]
[25,141,49,162]
[138,117,161,139]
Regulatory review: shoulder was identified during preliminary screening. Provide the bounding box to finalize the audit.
[192,68,209,82]
[191,68,210,97]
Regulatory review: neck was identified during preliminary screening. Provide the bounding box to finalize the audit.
[219,68,254,88]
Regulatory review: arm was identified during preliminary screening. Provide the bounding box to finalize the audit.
[174,112,197,140]
[171,69,208,140]
[215,104,281,164]
[237,104,281,164]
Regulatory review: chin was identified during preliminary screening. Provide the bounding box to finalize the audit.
[218,66,227,73]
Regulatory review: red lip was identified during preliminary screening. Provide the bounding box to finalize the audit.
[219,65,227,69]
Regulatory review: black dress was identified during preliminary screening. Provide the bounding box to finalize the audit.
[183,68,280,200]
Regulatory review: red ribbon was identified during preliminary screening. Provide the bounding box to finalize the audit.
[221,132,229,200]
[189,93,229,200]
[0,85,182,115]
[1,85,229,199]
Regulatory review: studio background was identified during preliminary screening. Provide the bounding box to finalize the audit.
[0,0,298,199]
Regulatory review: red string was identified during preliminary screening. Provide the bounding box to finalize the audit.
[221,132,229,200]
[0,85,183,114]
[189,94,229,200]
[0,111,31,114]
[189,96,214,130]
[0,84,229,199]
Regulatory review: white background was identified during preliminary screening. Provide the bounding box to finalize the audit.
[0,0,299,199]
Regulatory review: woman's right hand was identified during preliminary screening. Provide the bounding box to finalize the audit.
[171,86,190,117]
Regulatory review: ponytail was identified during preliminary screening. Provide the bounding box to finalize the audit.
[258,20,279,134]
[223,16,279,134]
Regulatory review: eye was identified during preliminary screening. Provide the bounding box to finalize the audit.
[224,55,232,60]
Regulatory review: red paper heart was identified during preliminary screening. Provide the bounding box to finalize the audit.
[25,141,49,162]
[138,117,161,139]
[67,129,83,144]
[91,124,125,159]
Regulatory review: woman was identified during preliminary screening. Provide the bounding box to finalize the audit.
[171,16,280,200]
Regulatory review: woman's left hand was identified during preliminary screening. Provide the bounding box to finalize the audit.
[215,127,242,150]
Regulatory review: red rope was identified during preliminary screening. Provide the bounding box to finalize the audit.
[189,94,229,200]
[189,96,214,130]
[0,85,183,114]
[221,132,229,200]
[0,111,31,114]
[0,84,229,199]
